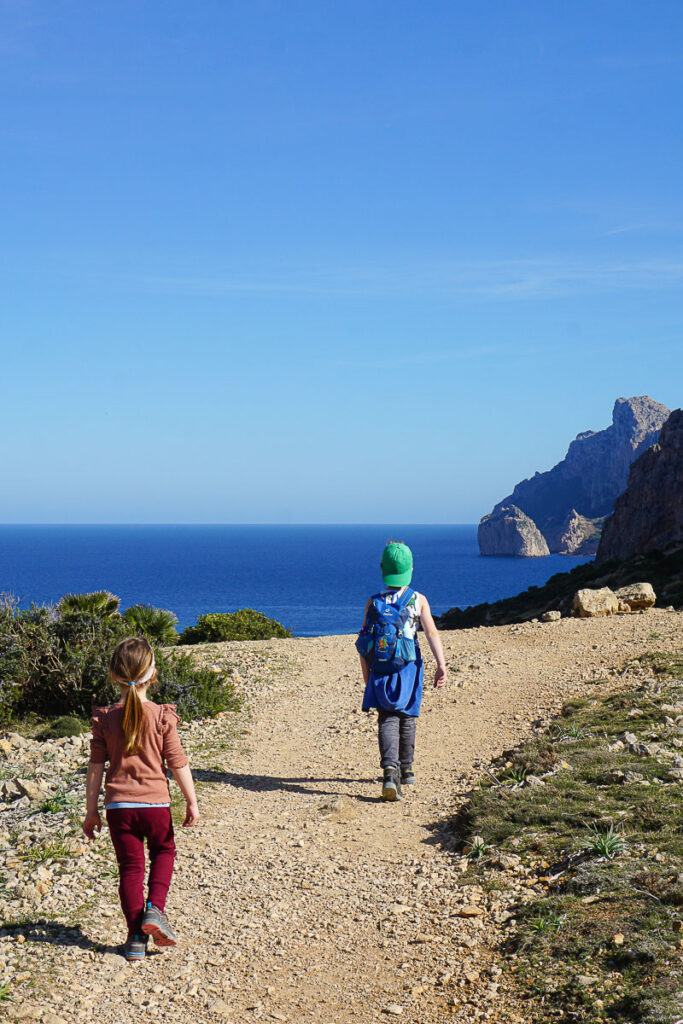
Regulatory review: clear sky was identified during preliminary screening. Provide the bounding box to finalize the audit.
[1,1,681,523]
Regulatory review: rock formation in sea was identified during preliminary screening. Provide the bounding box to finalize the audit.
[477,505,550,557]
[596,408,683,563]
[479,395,670,556]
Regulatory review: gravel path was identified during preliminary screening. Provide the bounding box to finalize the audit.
[3,609,682,1024]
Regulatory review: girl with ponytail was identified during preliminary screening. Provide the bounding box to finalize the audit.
[82,637,199,961]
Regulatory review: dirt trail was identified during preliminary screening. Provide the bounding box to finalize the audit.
[9,610,683,1024]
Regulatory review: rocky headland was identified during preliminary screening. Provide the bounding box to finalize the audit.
[478,395,669,557]
[597,407,683,563]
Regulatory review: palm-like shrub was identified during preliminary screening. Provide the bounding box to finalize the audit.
[58,591,120,618]
[123,604,179,646]
[179,609,291,645]
[0,593,241,722]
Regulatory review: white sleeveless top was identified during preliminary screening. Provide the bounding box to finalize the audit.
[379,587,422,639]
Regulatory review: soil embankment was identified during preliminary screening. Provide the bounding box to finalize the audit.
[2,610,682,1024]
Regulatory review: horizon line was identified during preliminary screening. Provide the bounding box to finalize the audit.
[0,521,479,528]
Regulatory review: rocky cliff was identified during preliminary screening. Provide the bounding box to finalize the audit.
[597,409,683,563]
[479,396,670,556]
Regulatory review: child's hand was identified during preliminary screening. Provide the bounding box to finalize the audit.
[82,811,101,840]
[183,801,200,827]
[433,665,447,689]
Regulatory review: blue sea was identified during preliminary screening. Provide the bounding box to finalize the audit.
[0,525,591,637]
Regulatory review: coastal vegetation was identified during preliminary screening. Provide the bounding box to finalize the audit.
[178,609,292,645]
[449,651,683,1023]
[0,593,241,726]
[438,543,683,629]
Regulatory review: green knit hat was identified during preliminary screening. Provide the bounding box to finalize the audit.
[380,542,413,587]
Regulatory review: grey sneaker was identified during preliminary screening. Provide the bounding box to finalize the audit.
[123,932,148,961]
[401,768,415,786]
[141,903,177,947]
[381,768,403,802]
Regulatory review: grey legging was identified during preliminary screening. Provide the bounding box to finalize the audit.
[377,710,417,770]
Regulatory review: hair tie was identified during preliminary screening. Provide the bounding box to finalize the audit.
[119,653,155,688]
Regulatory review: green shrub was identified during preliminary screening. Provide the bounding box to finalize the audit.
[155,651,242,720]
[37,716,88,740]
[123,604,179,646]
[0,593,239,724]
[58,591,120,618]
[179,609,291,645]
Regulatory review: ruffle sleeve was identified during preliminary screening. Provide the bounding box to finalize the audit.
[89,706,109,764]
[158,704,188,770]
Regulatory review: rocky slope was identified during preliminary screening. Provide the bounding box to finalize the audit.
[438,543,683,628]
[597,408,683,563]
[479,396,669,556]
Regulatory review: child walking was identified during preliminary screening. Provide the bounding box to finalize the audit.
[357,541,447,801]
[82,637,199,961]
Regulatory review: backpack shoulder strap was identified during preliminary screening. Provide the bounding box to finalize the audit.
[395,587,414,611]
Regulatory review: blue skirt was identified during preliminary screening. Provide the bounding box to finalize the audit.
[362,649,423,717]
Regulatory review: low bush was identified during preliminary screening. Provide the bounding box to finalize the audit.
[0,593,241,724]
[37,716,88,740]
[154,650,241,720]
[179,608,291,645]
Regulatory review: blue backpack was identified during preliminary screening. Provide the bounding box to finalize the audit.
[356,588,417,675]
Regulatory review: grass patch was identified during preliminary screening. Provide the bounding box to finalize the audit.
[17,837,75,863]
[448,653,683,1023]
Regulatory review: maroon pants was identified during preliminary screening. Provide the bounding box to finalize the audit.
[106,807,176,934]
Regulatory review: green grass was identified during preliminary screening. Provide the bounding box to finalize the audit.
[447,652,683,1024]
[17,837,75,863]
[0,982,12,1002]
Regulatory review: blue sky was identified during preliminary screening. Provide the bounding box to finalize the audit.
[1,0,681,523]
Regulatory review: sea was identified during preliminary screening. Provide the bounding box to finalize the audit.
[0,525,591,637]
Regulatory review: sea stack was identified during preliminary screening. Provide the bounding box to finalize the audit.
[478,504,550,557]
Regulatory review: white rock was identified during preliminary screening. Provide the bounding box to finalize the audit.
[573,588,619,618]
[614,582,656,610]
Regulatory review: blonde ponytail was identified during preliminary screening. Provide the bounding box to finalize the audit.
[121,683,146,755]
[109,637,156,756]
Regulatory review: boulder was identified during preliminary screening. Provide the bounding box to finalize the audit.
[615,582,656,610]
[573,587,619,617]
[478,505,549,557]
[541,610,561,622]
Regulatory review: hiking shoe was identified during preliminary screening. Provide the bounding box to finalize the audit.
[123,933,148,961]
[141,903,177,947]
[401,768,415,786]
[381,768,403,802]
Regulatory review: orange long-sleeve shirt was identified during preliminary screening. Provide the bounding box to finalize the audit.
[90,701,188,805]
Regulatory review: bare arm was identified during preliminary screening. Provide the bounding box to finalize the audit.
[171,763,200,827]
[82,761,105,839]
[419,596,447,688]
[358,598,371,684]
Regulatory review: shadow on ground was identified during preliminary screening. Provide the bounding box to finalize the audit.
[192,768,379,803]
[0,919,125,956]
